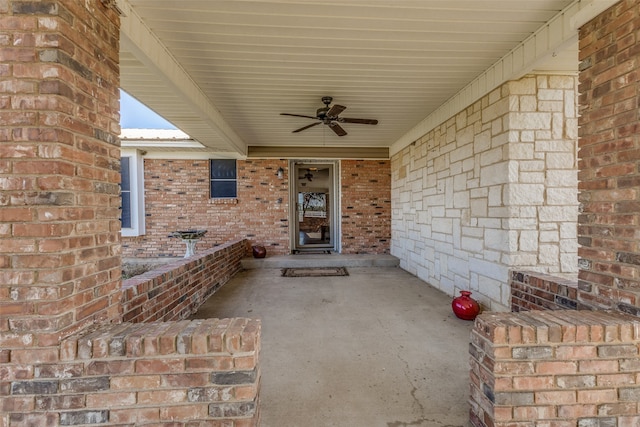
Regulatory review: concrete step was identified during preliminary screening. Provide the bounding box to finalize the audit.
[241,254,400,269]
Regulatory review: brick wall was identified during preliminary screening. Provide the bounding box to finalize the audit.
[123,159,289,257]
[340,160,391,254]
[392,74,579,311]
[470,310,640,427]
[121,158,392,257]
[0,0,122,348]
[121,239,247,323]
[511,271,583,312]
[0,3,262,426]
[2,318,260,426]
[577,0,640,316]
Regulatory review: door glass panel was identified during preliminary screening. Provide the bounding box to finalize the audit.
[295,164,333,250]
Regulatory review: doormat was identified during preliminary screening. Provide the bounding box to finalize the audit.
[281,267,349,277]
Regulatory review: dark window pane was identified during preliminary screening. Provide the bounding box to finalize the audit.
[210,159,237,198]
[210,180,237,198]
[121,191,131,228]
[120,157,131,228]
[210,159,237,179]
[121,157,130,191]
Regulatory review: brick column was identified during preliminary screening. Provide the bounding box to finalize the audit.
[0,0,122,357]
[470,310,640,427]
[577,0,640,315]
[341,160,391,254]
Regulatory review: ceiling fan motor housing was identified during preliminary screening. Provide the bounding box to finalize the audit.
[316,107,329,118]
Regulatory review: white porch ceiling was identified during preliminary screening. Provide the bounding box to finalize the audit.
[116,0,612,157]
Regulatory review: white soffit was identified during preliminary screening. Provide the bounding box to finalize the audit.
[115,1,617,157]
[390,0,620,155]
[117,0,247,155]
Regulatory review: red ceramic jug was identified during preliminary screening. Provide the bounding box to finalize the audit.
[452,290,480,320]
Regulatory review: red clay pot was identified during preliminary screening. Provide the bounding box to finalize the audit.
[452,290,480,320]
[252,245,266,258]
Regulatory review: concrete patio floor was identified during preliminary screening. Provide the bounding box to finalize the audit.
[191,262,474,427]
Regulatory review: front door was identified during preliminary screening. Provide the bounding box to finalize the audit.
[292,162,337,253]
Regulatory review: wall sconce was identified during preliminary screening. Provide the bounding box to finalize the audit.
[277,167,284,179]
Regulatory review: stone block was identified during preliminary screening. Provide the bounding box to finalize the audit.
[539,245,560,265]
[474,130,492,152]
[482,97,509,122]
[510,143,534,159]
[520,171,545,184]
[538,100,564,112]
[461,236,484,253]
[509,184,544,205]
[549,75,576,89]
[538,88,564,101]
[480,146,505,167]
[508,77,537,95]
[546,153,575,170]
[547,188,578,206]
[510,112,551,130]
[480,163,509,186]
[546,170,578,187]
[518,160,545,173]
[453,191,470,208]
[519,230,539,252]
[540,230,559,243]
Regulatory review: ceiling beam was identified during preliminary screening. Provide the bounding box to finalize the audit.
[116,0,247,155]
[390,0,620,156]
[247,146,389,160]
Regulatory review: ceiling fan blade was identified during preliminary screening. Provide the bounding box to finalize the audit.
[326,104,346,117]
[329,122,347,136]
[281,113,318,120]
[339,117,378,125]
[292,122,321,133]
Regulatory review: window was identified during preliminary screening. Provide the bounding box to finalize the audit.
[120,149,145,236]
[210,159,237,198]
[120,157,132,228]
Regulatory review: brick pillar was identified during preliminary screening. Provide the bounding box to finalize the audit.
[470,310,640,427]
[341,160,391,254]
[0,0,122,359]
[577,0,640,315]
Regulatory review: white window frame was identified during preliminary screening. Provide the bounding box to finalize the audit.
[120,148,145,237]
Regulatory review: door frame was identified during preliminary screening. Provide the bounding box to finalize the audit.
[289,160,340,253]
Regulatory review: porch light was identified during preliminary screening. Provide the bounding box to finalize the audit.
[277,167,284,179]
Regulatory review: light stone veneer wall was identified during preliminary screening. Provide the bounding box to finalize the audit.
[391,74,578,311]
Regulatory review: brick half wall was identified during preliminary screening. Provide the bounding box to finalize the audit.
[470,310,640,427]
[3,319,260,426]
[2,239,260,426]
[121,239,248,323]
[511,270,583,312]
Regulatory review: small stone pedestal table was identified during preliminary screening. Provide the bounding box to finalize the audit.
[168,230,208,258]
